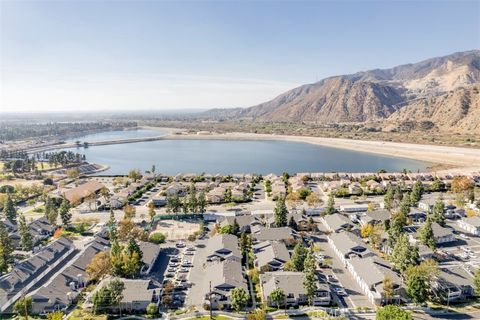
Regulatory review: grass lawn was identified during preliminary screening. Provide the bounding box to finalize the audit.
[68,309,107,320]
[186,316,232,320]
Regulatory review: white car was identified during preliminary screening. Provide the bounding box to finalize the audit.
[460,233,470,240]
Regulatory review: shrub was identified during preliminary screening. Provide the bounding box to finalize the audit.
[146,303,158,315]
[149,232,166,244]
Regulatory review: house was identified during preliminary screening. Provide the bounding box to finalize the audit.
[321,214,353,233]
[218,215,263,233]
[207,187,226,204]
[253,241,290,271]
[63,180,105,204]
[205,257,247,310]
[359,210,391,227]
[165,183,186,197]
[206,234,241,262]
[29,236,110,314]
[410,222,455,245]
[432,266,475,303]
[457,216,480,236]
[347,256,404,305]
[261,272,331,307]
[85,277,161,312]
[418,193,442,213]
[0,237,75,313]
[253,227,297,246]
[328,232,374,267]
[150,196,167,207]
[139,241,161,274]
[266,212,309,231]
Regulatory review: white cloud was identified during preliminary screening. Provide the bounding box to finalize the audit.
[0,71,298,112]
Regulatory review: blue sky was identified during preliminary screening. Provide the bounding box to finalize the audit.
[1,0,479,112]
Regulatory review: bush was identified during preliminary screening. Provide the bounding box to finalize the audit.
[149,232,166,244]
[0,185,14,193]
[146,303,158,315]
[43,178,54,185]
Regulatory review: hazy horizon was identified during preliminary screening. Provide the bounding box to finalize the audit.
[1,0,479,113]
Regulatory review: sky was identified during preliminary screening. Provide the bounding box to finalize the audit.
[0,0,479,113]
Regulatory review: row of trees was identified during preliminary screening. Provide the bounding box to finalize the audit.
[165,184,207,215]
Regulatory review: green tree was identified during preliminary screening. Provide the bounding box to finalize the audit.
[269,288,285,310]
[231,287,249,313]
[390,234,419,274]
[325,193,335,215]
[13,296,32,319]
[431,197,445,226]
[0,220,14,273]
[149,232,166,244]
[288,216,298,230]
[224,188,233,203]
[274,196,288,227]
[47,311,64,320]
[376,305,412,320]
[3,194,17,222]
[473,268,480,296]
[197,191,207,213]
[399,192,411,216]
[384,186,395,211]
[419,218,436,250]
[92,279,124,314]
[406,260,439,304]
[291,241,308,271]
[166,194,182,215]
[58,199,72,227]
[18,213,33,251]
[44,197,58,225]
[303,250,317,305]
[388,211,407,248]
[146,303,158,315]
[410,181,423,206]
[107,209,117,243]
[186,183,198,212]
[147,202,156,222]
[232,218,240,235]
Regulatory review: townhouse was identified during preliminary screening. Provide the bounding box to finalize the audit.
[253,240,290,271]
[321,214,353,233]
[457,216,480,236]
[432,266,475,303]
[206,234,242,262]
[261,272,331,307]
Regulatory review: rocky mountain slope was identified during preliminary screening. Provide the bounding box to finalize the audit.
[209,50,480,133]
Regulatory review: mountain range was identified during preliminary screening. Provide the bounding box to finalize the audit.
[205,50,480,133]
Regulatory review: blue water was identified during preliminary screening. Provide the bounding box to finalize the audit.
[62,130,428,175]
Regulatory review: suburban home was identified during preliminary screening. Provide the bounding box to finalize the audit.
[29,236,110,314]
[457,216,480,236]
[321,214,353,233]
[207,187,226,204]
[347,256,404,305]
[359,210,391,227]
[432,266,475,303]
[410,222,455,245]
[328,231,374,267]
[206,234,241,262]
[266,212,309,231]
[85,277,161,312]
[261,272,331,307]
[150,195,167,207]
[0,237,75,313]
[218,215,263,233]
[139,241,161,274]
[62,180,106,204]
[253,227,298,246]
[418,193,442,213]
[253,240,290,271]
[408,208,427,224]
[205,257,247,310]
[165,183,186,197]
[5,217,56,250]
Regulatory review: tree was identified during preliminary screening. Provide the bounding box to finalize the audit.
[390,234,419,274]
[406,260,439,304]
[149,232,166,244]
[107,209,117,243]
[376,305,412,320]
[86,251,112,281]
[232,218,240,235]
[18,213,33,251]
[474,268,480,296]
[361,224,374,238]
[197,191,207,213]
[44,197,58,225]
[3,194,16,222]
[384,186,395,211]
[306,192,322,207]
[0,220,14,273]
[269,288,285,310]
[388,211,407,248]
[274,196,288,227]
[92,279,124,314]
[123,204,136,219]
[291,241,308,271]
[13,296,32,319]
[166,194,182,215]
[431,197,445,226]
[47,311,64,320]
[303,250,317,305]
[399,193,411,216]
[147,202,156,222]
[146,303,158,315]
[419,218,436,250]
[410,181,423,206]
[382,277,395,304]
[128,169,142,182]
[230,287,249,313]
[451,176,474,194]
[325,193,335,215]
[58,199,72,227]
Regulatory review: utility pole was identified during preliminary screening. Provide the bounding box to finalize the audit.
[209,281,213,320]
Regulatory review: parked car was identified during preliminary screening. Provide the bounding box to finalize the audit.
[176,242,186,248]
[327,274,338,283]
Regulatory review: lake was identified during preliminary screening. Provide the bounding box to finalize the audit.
[62,129,428,175]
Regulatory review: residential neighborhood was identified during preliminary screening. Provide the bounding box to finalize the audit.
[0,168,480,320]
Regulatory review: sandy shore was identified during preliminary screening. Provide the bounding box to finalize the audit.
[164,131,480,174]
